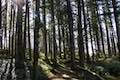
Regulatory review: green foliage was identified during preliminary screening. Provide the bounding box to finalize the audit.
[0,49,9,54]
[104,60,120,76]
[94,56,120,78]
[0,49,9,58]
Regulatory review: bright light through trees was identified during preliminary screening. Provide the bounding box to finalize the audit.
[12,0,25,7]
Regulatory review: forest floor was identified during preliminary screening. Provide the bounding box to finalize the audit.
[0,59,48,80]
[0,58,81,80]
[38,59,82,80]
[37,53,83,80]
[48,67,80,80]
[38,53,120,80]
[1,54,120,80]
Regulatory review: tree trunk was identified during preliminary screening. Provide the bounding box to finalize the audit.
[77,0,85,67]
[0,0,2,48]
[33,0,41,79]
[51,0,57,64]
[15,5,25,79]
[66,0,75,69]
[27,1,32,60]
[112,0,120,59]
[95,0,106,57]
[81,0,90,63]
[42,0,48,60]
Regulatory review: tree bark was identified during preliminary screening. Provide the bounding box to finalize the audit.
[66,0,75,69]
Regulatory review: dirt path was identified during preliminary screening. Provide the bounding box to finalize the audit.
[48,66,81,80]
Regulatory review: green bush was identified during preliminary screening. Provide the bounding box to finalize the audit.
[95,56,120,76]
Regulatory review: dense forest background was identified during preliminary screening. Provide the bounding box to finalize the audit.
[0,0,120,80]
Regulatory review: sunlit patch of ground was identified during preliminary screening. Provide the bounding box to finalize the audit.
[38,53,81,80]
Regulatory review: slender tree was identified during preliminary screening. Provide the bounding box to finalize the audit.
[66,0,75,69]
[112,0,120,60]
[81,0,90,63]
[0,0,2,48]
[27,1,32,60]
[51,0,57,64]
[77,0,85,67]
[42,0,48,60]
[95,0,106,57]
[15,1,25,79]
[33,0,41,79]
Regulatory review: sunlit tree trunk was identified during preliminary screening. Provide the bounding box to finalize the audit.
[86,6,95,61]
[81,0,90,63]
[102,4,112,57]
[11,9,15,59]
[3,0,7,49]
[56,0,62,58]
[90,0,101,57]
[57,19,62,58]
[9,4,13,58]
[61,26,66,59]
[95,0,106,57]
[27,1,32,60]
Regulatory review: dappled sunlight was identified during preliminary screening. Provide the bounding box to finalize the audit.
[37,53,81,80]
[62,74,70,79]
[49,76,64,80]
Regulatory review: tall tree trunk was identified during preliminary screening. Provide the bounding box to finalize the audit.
[95,0,106,57]
[15,5,25,79]
[56,0,62,59]
[0,0,2,48]
[51,0,57,64]
[9,6,15,80]
[27,1,32,60]
[102,4,112,57]
[77,0,85,67]
[58,19,62,58]
[3,0,7,49]
[61,26,66,59]
[112,0,120,59]
[66,0,75,69]
[90,0,101,57]
[11,9,15,59]
[86,6,95,61]
[23,0,28,60]
[42,0,48,60]
[48,32,52,60]
[81,0,90,63]
[33,0,40,79]
[9,5,13,58]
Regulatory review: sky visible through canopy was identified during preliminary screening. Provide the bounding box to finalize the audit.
[12,0,25,7]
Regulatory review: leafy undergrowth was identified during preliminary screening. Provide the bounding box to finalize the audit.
[91,56,120,80]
